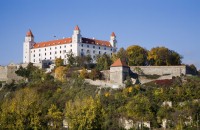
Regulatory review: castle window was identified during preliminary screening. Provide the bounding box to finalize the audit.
[60,46,61,49]
[55,51,57,54]
[70,49,72,52]
[39,49,41,51]
[104,48,106,50]
[50,48,51,50]
[45,53,46,56]
[39,54,40,56]
[99,47,100,49]
[81,49,83,52]
[45,48,46,51]
[70,45,72,47]
[93,56,95,59]
[50,52,51,55]
[87,45,89,48]
[81,44,83,47]
[55,47,57,49]
[50,57,51,59]
[64,45,66,48]
[93,46,95,48]
[34,54,35,57]
[34,50,35,52]
[93,50,95,54]
[60,51,61,54]
[99,51,101,54]
[111,49,112,51]
[111,53,112,55]
[63,50,66,53]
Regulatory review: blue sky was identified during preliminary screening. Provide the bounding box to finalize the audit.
[0,0,200,69]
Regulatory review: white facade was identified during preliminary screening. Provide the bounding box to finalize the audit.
[23,26,117,65]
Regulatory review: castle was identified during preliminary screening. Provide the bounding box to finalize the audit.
[23,25,117,65]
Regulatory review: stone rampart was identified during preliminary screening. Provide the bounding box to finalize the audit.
[130,66,187,76]
[0,66,7,81]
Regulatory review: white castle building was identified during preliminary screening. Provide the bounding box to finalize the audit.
[23,25,117,65]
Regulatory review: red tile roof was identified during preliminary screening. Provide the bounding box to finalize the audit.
[111,58,129,67]
[82,37,111,47]
[33,38,72,48]
[26,29,34,37]
[74,25,80,31]
[111,32,116,37]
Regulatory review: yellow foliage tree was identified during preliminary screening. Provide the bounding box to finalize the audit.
[80,68,88,79]
[55,66,68,82]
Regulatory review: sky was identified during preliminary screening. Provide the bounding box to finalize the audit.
[0,0,200,69]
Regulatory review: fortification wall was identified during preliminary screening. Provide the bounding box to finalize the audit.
[130,66,187,76]
[0,66,7,81]
[7,66,23,83]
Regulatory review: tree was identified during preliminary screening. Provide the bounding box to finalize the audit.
[89,69,102,80]
[96,54,112,71]
[125,94,153,122]
[65,97,105,130]
[55,58,64,67]
[0,88,42,129]
[126,45,148,66]
[46,104,63,129]
[55,66,69,82]
[112,48,128,63]
[148,47,182,66]
[80,68,89,79]
[66,51,76,66]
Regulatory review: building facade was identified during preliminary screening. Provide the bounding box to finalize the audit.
[23,25,117,65]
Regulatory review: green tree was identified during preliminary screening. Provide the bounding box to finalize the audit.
[65,97,105,130]
[46,104,63,129]
[96,54,112,71]
[66,51,76,66]
[125,94,153,122]
[89,69,102,80]
[112,47,128,63]
[126,45,148,66]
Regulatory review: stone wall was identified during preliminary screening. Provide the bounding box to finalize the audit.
[130,66,187,77]
[0,66,7,81]
[110,66,129,84]
[0,64,23,83]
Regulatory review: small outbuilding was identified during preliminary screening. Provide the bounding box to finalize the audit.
[110,58,130,84]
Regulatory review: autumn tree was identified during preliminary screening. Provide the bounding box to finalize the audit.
[80,68,89,78]
[55,58,64,67]
[66,51,76,66]
[126,45,148,66]
[55,66,69,82]
[148,47,182,66]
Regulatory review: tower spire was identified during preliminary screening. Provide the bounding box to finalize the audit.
[74,25,80,31]
[26,29,34,37]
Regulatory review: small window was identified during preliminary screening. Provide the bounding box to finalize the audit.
[70,45,72,47]
[60,46,61,49]
[50,48,51,50]
[111,53,112,55]
[45,53,46,56]
[60,51,61,54]
[50,52,51,55]
[34,59,35,62]
[64,45,66,48]
[33,54,35,57]
[34,50,35,52]
[81,49,83,52]
[70,49,72,52]
[99,51,101,54]
[104,48,106,50]
[81,44,83,47]
[93,46,95,48]
[39,49,41,51]
[55,47,57,49]
[50,57,51,59]
[39,54,40,56]
[87,45,89,48]
[45,49,46,51]
[93,50,95,54]
[111,49,112,51]
[99,47,100,49]
[55,51,57,54]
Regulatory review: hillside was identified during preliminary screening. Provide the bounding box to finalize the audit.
[0,65,200,130]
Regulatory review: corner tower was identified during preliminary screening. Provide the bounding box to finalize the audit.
[110,32,117,47]
[72,25,82,43]
[23,29,35,63]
